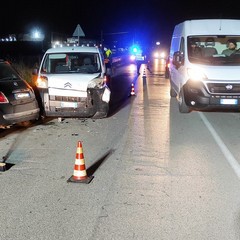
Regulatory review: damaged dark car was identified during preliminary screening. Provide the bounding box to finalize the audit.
[0,60,40,128]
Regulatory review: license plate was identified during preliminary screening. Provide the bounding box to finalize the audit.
[220,99,238,105]
[61,102,77,108]
[14,92,30,99]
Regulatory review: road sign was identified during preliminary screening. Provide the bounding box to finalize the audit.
[72,24,85,37]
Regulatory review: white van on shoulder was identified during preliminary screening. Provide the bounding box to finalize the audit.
[169,19,240,113]
[35,45,110,119]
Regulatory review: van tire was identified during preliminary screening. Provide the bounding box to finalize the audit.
[170,77,177,97]
[165,70,169,79]
[170,86,177,97]
[178,89,190,113]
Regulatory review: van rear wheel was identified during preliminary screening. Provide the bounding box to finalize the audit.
[178,89,190,113]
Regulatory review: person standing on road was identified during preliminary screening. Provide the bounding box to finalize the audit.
[103,47,112,76]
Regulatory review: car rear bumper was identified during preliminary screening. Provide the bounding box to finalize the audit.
[1,108,40,125]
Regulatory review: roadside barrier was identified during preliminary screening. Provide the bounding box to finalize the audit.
[142,68,147,85]
[67,141,93,184]
[143,68,146,77]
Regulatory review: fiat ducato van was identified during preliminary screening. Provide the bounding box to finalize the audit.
[169,19,240,113]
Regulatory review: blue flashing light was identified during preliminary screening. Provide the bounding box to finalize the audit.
[130,44,141,54]
[133,47,138,53]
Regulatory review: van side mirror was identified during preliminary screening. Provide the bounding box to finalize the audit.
[173,51,184,68]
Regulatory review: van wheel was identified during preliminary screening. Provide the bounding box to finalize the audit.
[165,70,169,79]
[170,86,177,97]
[178,89,190,113]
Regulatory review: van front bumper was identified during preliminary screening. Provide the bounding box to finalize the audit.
[183,80,240,109]
[41,87,110,118]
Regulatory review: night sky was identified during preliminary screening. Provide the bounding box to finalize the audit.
[2,0,239,48]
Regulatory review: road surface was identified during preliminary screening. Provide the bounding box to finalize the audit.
[1,59,240,240]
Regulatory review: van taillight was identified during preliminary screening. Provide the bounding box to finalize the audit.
[0,92,8,103]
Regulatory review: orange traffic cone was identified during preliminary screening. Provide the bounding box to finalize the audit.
[131,83,136,96]
[67,141,94,184]
[0,163,6,172]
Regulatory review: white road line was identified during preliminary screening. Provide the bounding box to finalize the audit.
[199,112,240,179]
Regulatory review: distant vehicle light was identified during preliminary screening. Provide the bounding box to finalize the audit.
[130,55,136,61]
[154,52,159,58]
[160,52,165,58]
[153,51,166,59]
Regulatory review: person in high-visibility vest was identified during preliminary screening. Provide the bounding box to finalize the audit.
[103,47,112,76]
[104,47,112,63]
[104,47,112,58]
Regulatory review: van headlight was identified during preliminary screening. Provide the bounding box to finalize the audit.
[187,68,207,81]
[87,76,106,89]
[36,76,48,88]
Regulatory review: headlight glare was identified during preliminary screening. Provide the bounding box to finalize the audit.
[187,68,206,81]
[36,76,48,88]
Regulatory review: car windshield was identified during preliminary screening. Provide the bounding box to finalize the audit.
[187,36,240,66]
[0,63,19,81]
[41,52,102,74]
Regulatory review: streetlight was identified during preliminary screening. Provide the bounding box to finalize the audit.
[31,28,45,52]
[31,29,44,41]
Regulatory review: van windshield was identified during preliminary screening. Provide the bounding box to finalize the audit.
[187,36,240,66]
[41,52,102,74]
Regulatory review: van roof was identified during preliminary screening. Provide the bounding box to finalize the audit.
[174,19,240,36]
[45,46,100,54]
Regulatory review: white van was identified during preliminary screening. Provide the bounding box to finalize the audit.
[35,45,111,118]
[169,19,240,113]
